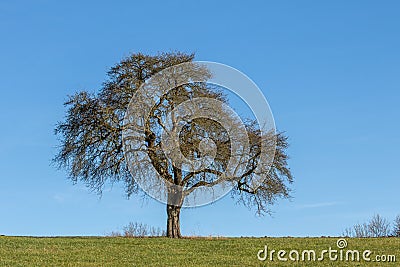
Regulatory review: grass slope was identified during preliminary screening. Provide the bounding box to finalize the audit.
[0,236,399,266]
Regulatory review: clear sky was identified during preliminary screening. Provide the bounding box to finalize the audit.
[0,0,399,237]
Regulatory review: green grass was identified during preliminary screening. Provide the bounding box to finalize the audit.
[0,236,399,266]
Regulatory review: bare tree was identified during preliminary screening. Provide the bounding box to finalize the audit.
[54,52,293,238]
[368,214,391,237]
[342,214,391,237]
[122,222,165,237]
[392,215,400,237]
[354,223,370,238]
[107,222,166,237]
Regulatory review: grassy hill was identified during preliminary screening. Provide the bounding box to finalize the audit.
[0,236,399,266]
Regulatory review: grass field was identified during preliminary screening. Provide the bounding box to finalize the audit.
[0,236,399,266]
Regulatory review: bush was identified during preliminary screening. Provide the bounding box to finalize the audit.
[393,215,400,237]
[368,214,391,237]
[343,214,391,237]
[108,222,166,237]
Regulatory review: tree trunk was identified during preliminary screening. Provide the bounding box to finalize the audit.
[167,204,181,238]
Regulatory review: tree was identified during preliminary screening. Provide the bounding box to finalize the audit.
[342,214,391,237]
[393,215,400,237]
[54,52,293,238]
[368,214,391,237]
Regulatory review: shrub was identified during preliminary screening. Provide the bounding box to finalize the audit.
[108,222,166,237]
[393,215,400,237]
[342,214,391,237]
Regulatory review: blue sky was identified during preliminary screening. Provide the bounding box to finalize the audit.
[0,0,399,237]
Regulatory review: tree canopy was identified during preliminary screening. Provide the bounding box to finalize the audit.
[54,52,293,237]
